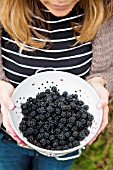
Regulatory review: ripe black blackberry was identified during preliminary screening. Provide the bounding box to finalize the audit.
[19,86,94,151]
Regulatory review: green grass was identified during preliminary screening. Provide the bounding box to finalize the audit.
[71,99,113,170]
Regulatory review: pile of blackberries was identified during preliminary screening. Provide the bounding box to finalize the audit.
[19,86,94,150]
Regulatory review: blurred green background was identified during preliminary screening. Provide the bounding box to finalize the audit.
[71,97,113,170]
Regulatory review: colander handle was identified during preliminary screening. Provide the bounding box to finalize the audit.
[35,68,56,74]
[54,149,82,161]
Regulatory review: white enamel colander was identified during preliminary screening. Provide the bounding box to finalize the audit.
[8,70,103,160]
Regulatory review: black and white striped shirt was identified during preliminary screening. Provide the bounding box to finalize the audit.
[1,7,92,87]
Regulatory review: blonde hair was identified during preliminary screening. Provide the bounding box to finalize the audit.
[0,0,111,49]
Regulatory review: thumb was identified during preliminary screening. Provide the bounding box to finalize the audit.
[2,97,15,111]
[8,102,15,110]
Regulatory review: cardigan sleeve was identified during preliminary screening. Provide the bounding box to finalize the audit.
[86,15,113,93]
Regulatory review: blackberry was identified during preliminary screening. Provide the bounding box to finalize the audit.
[33,129,38,136]
[39,107,46,114]
[62,145,68,150]
[83,105,89,110]
[68,136,74,142]
[27,119,36,127]
[84,128,90,136]
[66,112,72,118]
[19,124,27,132]
[40,102,46,107]
[72,131,79,138]
[27,135,34,143]
[78,100,84,106]
[68,116,76,124]
[81,119,86,125]
[65,132,70,138]
[61,105,68,111]
[35,115,40,121]
[68,143,73,149]
[39,128,45,133]
[40,92,46,98]
[62,91,68,97]
[38,120,44,126]
[59,140,65,145]
[61,111,67,118]
[53,140,59,148]
[40,138,46,146]
[31,104,37,111]
[43,132,49,139]
[57,133,65,141]
[22,110,29,116]
[27,97,33,102]
[21,103,27,110]
[60,118,67,124]
[63,127,69,132]
[74,112,81,119]
[51,86,57,92]
[45,89,50,94]
[58,122,64,129]
[43,124,50,131]
[73,140,80,147]
[79,131,86,141]
[37,134,43,140]
[26,127,34,135]
[29,111,37,118]
[46,106,55,113]
[87,114,94,121]
[81,112,87,119]
[27,107,32,112]
[45,112,51,118]
[67,123,73,129]
[39,114,45,121]
[87,121,92,127]
[49,135,55,141]
[53,94,58,100]
[66,95,73,102]
[55,128,61,135]
[70,102,76,109]
[71,126,78,132]
[76,121,84,130]
[19,86,93,151]
[72,94,78,99]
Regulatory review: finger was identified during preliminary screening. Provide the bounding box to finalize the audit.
[96,89,109,109]
[98,105,109,132]
[89,105,109,145]
[1,103,25,144]
[88,134,98,145]
[2,96,15,110]
[7,129,26,145]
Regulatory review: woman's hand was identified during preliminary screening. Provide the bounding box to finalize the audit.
[87,77,109,145]
[0,80,25,145]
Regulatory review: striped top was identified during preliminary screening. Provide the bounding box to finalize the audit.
[1,7,92,87]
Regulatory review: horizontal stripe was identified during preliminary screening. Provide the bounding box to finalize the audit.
[3,67,29,78]
[2,54,92,70]
[2,36,76,43]
[2,47,92,60]
[4,67,90,86]
[33,14,84,23]
[29,25,80,33]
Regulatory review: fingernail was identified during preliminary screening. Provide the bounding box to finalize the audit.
[97,103,102,109]
[9,104,15,110]
[98,131,101,134]
[89,142,92,145]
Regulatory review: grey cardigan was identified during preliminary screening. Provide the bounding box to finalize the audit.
[0,16,113,126]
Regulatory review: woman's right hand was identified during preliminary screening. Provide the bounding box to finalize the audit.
[0,80,25,145]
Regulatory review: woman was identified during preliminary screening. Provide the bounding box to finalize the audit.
[0,0,112,170]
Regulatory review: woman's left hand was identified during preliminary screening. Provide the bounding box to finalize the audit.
[87,77,109,145]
